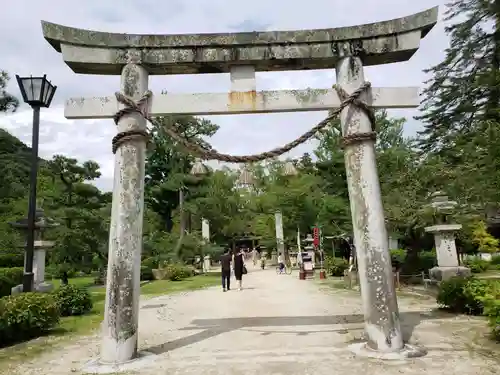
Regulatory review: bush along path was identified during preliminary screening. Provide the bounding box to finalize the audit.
[0,272,221,371]
[437,276,500,341]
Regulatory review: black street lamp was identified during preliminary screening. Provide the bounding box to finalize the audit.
[15,75,57,292]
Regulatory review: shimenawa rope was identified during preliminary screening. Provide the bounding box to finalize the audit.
[111,83,376,161]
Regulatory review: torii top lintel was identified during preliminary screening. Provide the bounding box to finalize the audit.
[41,7,438,76]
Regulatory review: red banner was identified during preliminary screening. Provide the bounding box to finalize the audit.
[313,227,320,247]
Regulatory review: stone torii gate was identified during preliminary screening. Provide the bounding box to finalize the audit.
[41,6,438,367]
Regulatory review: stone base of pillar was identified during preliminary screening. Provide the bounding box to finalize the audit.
[82,351,157,374]
[35,282,54,293]
[11,282,54,295]
[348,342,427,360]
[429,266,471,281]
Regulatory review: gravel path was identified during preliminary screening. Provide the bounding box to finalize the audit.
[9,265,500,375]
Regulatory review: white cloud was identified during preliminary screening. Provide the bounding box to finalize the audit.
[0,0,449,191]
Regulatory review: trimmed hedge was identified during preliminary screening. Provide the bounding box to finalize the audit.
[402,250,438,274]
[463,257,490,273]
[0,253,24,268]
[0,292,60,346]
[390,249,407,270]
[52,284,93,316]
[324,256,349,277]
[437,276,500,341]
[0,267,24,297]
[140,266,155,281]
[164,263,193,281]
[490,254,500,266]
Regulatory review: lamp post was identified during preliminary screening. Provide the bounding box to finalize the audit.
[15,75,57,292]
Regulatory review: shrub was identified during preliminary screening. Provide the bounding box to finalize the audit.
[45,265,56,280]
[490,254,500,265]
[163,263,193,281]
[480,283,500,341]
[390,249,407,269]
[463,257,490,273]
[437,276,491,314]
[437,276,470,312]
[0,292,60,345]
[461,278,492,315]
[417,250,438,272]
[0,267,24,297]
[437,277,500,341]
[54,264,76,279]
[471,220,499,253]
[324,256,349,277]
[52,284,93,316]
[142,257,158,270]
[140,266,154,281]
[0,253,24,268]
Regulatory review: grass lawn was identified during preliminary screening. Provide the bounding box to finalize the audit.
[0,273,221,370]
[477,270,500,279]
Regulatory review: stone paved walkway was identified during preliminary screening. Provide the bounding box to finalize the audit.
[12,266,500,374]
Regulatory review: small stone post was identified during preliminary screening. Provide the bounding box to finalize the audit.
[201,218,210,272]
[388,235,399,250]
[336,51,404,353]
[425,192,470,281]
[101,60,149,364]
[202,218,210,243]
[203,255,211,272]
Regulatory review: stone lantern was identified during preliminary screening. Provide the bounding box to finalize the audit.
[237,166,255,189]
[190,159,207,177]
[424,192,470,281]
[282,161,298,177]
[298,234,316,279]
[9,207,59,293]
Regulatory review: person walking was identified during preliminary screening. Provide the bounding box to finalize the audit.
[220,248,232,292]
[277,253,285,274]
[233,247,246,291]
[252,247,258,267]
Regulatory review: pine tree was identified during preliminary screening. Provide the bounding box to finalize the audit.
[417,0,500,154]
[0,71,18,113]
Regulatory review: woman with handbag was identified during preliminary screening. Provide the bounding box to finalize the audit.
[233,248,247,291]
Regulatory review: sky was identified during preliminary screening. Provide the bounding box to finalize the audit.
[0,0,449,192]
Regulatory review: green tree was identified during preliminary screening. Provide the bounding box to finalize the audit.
[416,0,500,210]
[471,220,499,253]
[46,155,101,228]
[417,0,500,152]
[145,115,218,232]
[0,71,18,113]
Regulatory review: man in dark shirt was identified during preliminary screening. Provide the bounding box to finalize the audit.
[220,248,232,292]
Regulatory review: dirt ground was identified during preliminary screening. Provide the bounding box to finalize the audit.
[6,265,500,375]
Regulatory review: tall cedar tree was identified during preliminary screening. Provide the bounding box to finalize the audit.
[417,0,500,154]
